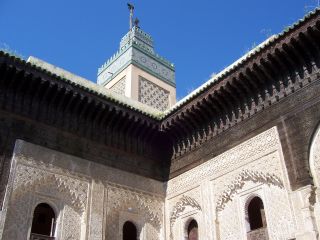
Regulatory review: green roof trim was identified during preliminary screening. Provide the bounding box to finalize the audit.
[98,27,175,76]
[98,40,175,76]
[120,26,154,49]
[99,57,176,88]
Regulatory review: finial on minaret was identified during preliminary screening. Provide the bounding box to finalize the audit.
[127,3,134,29]
[134,17,140,28]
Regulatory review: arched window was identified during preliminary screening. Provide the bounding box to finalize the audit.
[123,221,137,240]
[187,219,198,240]
[30,203,56,238]
[247,197,266,231]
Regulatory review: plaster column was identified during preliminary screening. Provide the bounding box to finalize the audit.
[200,180,216,240]
[88,180,105,240]
[313,187,320,237]
[293,185,318,240]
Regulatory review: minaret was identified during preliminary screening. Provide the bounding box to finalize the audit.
[97,3,176,111]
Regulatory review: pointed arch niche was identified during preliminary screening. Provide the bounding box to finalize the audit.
[123,221,137,240]
[2,166,87,240]
[245,196,268,240]
[169,195,202,240]
[186,219,198,240]
[30,203,56,239]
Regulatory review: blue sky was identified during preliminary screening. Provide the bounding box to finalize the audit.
[0,0,317,100]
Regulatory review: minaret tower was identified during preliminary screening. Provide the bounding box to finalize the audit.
[97,3,176,111]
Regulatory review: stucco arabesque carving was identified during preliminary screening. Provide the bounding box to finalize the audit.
[107,186,163,232]
[216,169,284,212]
[13,163,88,214]
[169,195,201,239]
[167,127,280,196]
[14,141,165,196]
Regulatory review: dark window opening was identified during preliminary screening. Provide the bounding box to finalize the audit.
[31,203,56,237]
[248,196,266,231]
[187,219,198,240]
[123,221,137,240]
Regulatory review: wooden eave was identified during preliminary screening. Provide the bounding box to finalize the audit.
[1,8,320,162]
[160,8,320,157]
[0,52,160,127]
[0,53,166,161]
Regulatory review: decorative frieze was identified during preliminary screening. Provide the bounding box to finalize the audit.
[133,48,175,85]
[216,169,284,212]
[166,126,297,239]
[167,127,280,196]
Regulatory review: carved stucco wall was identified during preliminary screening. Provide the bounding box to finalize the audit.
[0,140,165,240]
[110,76,126,96]
[2,162,88,240]
[168,192,202,240]
[139,76,169,111]
[166,127,297,240]
[106,185,163,240]
[0,126,315,239]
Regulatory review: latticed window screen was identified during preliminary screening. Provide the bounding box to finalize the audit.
[110,76,126,96]
[138,76,169,111]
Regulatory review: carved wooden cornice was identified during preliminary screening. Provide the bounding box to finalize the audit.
[161,9,320,159]
[0,53,169,165]
[0,9,320,177]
